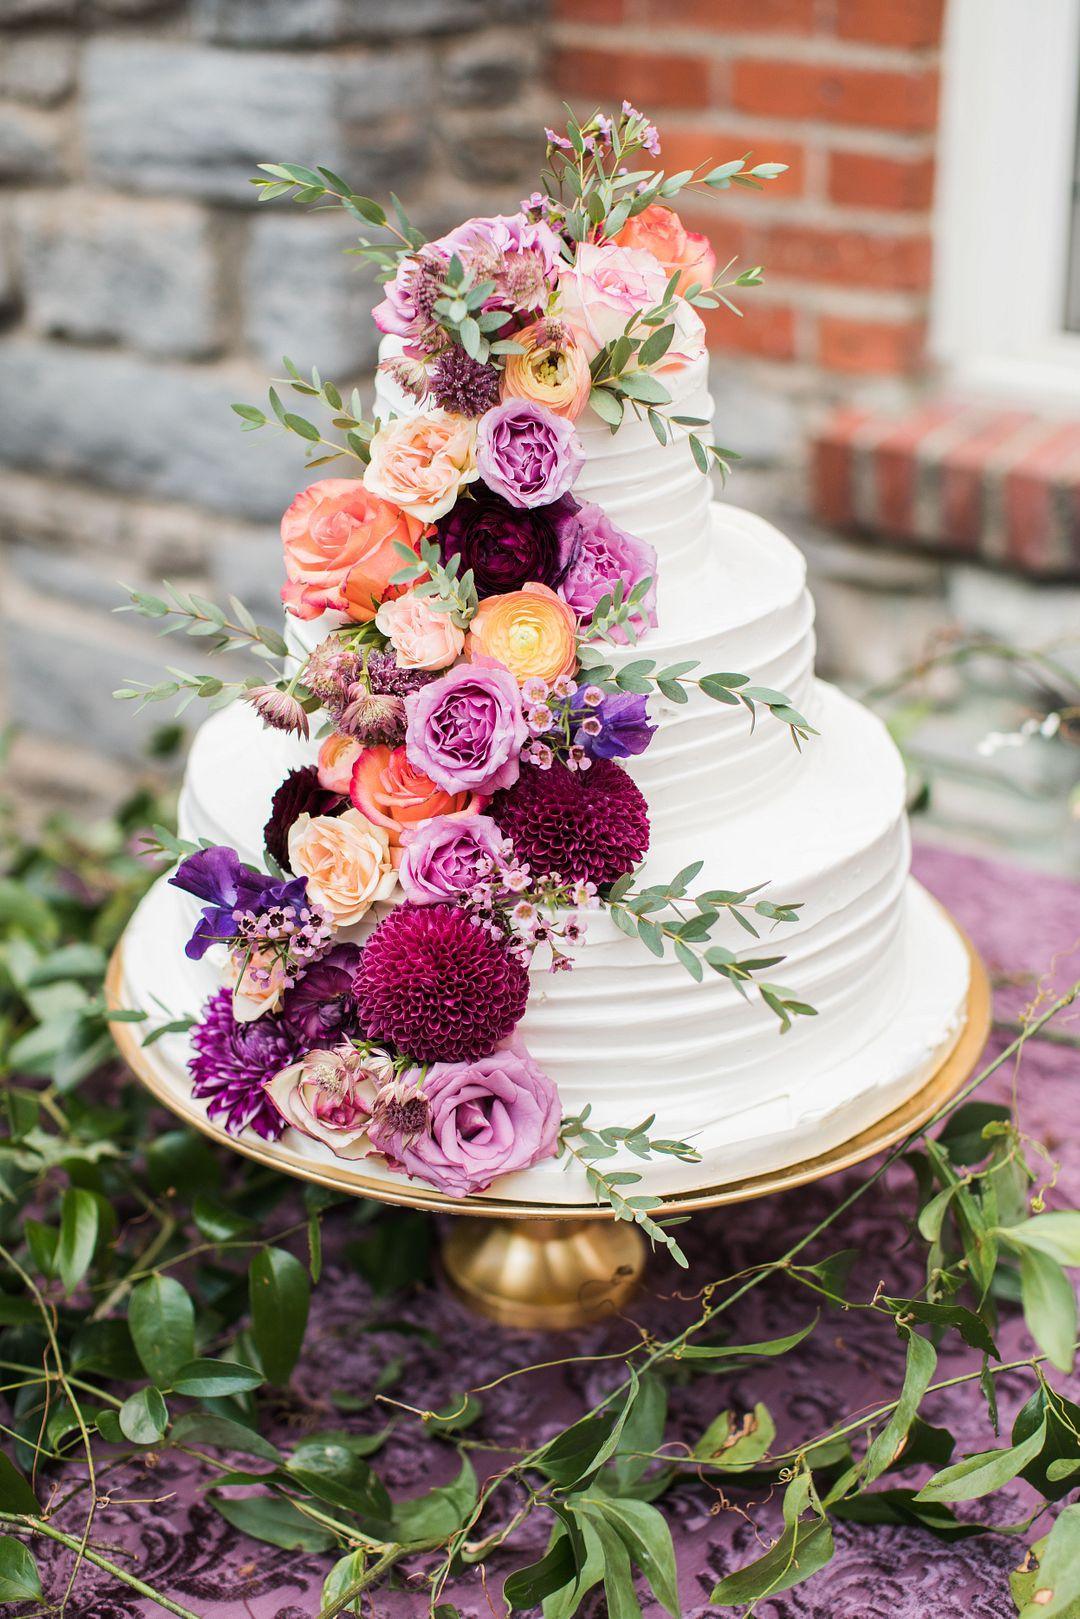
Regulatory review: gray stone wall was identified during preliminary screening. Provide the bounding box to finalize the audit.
[0,0,550,815]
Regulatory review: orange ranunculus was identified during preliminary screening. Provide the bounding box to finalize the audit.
[613,204,717,296]
[349,744,486,865]
[466,582,578,686]
[501,321,592,421]
[280,477,429,623]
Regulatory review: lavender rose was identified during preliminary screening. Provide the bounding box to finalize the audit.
[559,501,658,642]
[436,485,580,598]
[476,400,585,510]
[405,662,527,796]
[398,813,506,905]
[367,1040,561,1197]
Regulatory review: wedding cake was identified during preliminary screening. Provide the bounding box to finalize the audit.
[116,108,969,1224]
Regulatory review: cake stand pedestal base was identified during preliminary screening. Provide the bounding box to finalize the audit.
[442,1216,646,1330]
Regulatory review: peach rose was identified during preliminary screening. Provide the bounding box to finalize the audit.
[614,204,717,296]
[280,478,429,622]
[501,321,592,421]
[374,592,464,670]
[318,733,362,795]
[287,809,397,927]
[350,745,486,864]
[364,410,478,522]
[466,582,578,686]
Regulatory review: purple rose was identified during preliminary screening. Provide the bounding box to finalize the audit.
[476,400,585,510]
[436,486,580,598]
[559,501,658,642]
[572,689,656,760]
[398,813,505,906]
[405,662,527,796]
[367,1040,561,1197]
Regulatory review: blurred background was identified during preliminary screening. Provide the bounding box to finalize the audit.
[1,0,1078,871]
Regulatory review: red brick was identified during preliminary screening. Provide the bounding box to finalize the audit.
[554,46,711,109]
[817,314,926,374]
[872,401,968,533]
[811,408,876,526]
[760,223,931,290]
[1003,422,1080,571]
[828,149,935,212]
[644,0,815,29]
[836,0,945,48]
[553,0,625,19]
[939,411,1036,551]
[703,299,797,360]
[731,58,939,132]
[660,127,806,196]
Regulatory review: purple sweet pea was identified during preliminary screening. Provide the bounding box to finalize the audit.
[169,846,309,962]
[436,486,580,598]
[559,501,658,642]
[572,689,656,760]
[405,662,527,796]
[476,400,585,510]
[367,1039,561,1197]
[398,814,506,905]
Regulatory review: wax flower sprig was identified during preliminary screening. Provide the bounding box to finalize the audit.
[606,862,815,1032]
[579,646,817,749]
[558,1103,702,1267]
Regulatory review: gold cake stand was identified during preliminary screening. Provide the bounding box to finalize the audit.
[105,922,991,1330]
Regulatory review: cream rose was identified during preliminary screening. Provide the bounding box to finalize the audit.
[364,410,478,522]
[287,809,397,927]
[374,592,465,670]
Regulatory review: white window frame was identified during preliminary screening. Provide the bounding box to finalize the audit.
[932,0,1080,401]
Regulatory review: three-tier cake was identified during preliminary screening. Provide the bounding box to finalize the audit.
[115,108,970,1210]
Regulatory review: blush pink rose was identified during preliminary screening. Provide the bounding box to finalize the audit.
[364,410,479,522]
[280,478,429,622]
[318,733,362,795]
[556,242,668,357]
[287,809,398,927]
[374,592,464,670]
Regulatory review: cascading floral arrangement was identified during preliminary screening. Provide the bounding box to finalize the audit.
[119,107,815,1234]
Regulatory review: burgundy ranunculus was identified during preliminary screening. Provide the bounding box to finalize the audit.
[436,485,580,599]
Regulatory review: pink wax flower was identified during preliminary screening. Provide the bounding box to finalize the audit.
[475,400,585,511]
[367,1039,561,1197]
[405,661,527,796]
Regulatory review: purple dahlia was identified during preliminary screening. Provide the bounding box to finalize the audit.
[354,904,529,1064]
[490,759,649,888]
[436,485,580,599]
[189,989,304,1140]
[264,766,345,872]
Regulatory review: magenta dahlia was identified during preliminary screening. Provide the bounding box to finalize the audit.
[189,989,305,1140]
[354,904,529,1063]
[490,759,649,888]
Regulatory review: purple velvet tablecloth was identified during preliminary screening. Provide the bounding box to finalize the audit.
[26,845,1080,1617]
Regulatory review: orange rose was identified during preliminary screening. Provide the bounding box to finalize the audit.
[466,582,578,686]
[614,204,716,295]
[350,745,486,865]
[501,321,592,420]
[280,477,429,623]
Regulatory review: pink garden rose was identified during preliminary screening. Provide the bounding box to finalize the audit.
[398,813,505,905]
[405,662,527,796]
[374,591,464,669]
[560,502,658,642]
[556,242,668,357]
[263,1046,389,1159]
[366,1039,561,1197]
[476,400,584,510]
[280,478,428,622]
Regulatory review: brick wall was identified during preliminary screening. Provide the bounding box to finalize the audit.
[0,0,550,816]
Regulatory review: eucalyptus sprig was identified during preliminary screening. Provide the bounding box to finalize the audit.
[579,646,817,748]
[113,669,268,717]
[233,357,376,469]
[606,861,814,1032]
[389,535,478,629]
[116,583,292,663]
[558,1105,700,1267]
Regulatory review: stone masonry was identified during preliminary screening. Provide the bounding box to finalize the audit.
[0,0,551,818]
